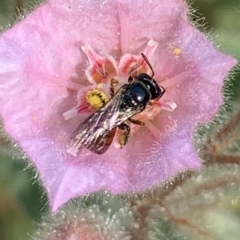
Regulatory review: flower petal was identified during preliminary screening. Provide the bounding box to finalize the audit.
[51,157,129,211]
[118,0,188,54]
[50,0,121,56]
[0,0,120,210]
[159,23,237,125]
[123,123,201,190]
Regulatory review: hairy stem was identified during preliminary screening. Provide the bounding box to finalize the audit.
[15,0,25,17]
[208,154,240,164]
[152,200,209,237]
[158,171,193,198]
[165,173,240,204]
[215,110,240,144]
[129,200,151,240]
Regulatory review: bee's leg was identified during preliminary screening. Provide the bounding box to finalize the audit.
[148,101,153,106]
[118,123,130,147]
[128,75,133,83]
[110,78,119,97]
[128,118,145,126]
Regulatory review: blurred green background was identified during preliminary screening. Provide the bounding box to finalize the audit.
[0,0,239,239]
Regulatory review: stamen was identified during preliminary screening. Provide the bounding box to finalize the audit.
[118,39,158,76]
[140,39,159,67]
[63,104,89,120]
[154,101,177,112]
[81,44,103,68]
[81,44,118,84]
[160,71,191,89]
[118,54,139,75]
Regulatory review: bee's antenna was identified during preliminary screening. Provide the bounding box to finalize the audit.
[141,53,154,77]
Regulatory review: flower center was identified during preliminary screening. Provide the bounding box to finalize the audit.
[64,40,177,154]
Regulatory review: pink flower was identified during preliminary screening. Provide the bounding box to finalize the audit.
[0,0,236,211]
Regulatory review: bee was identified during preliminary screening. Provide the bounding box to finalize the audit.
[68,53,166,155]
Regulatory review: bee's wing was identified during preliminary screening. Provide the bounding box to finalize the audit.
[67,87,127,155]
[86,127,117,154]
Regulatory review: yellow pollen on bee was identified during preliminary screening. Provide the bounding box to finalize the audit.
[118,134,127,147]
[86,88,108,109]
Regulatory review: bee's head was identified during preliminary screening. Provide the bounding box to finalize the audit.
[137,73,165,100]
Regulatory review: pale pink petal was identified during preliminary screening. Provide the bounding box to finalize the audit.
[49,0,120,58]
[0,0,120,211]
[117,0,188,54]
[157,24,237,127]
[123,124,201,190]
